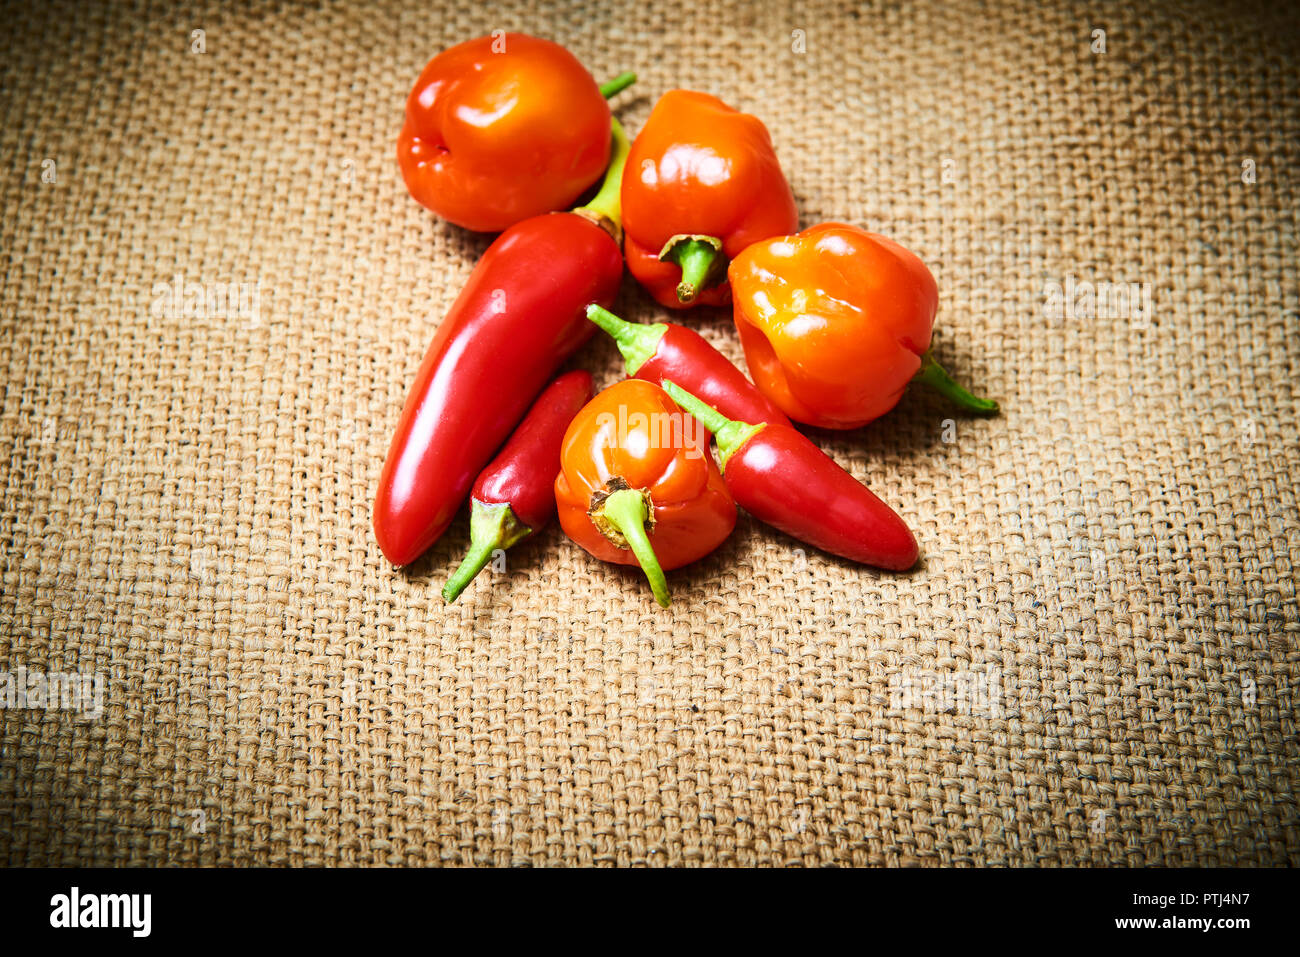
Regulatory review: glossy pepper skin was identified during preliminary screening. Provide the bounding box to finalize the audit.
[374,212,620,565]
[729,223,998,429]
[621,90,798,309]
[662,382,918,571]
[398,33,631,232]
[555,380,736,607]
[586,305,791,429]
[442,371,593,603]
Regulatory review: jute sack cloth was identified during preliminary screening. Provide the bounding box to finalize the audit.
[0,0,1296,865]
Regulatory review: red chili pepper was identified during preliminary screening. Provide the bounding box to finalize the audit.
[398,32,635,232]
[373,121,629,567]
[585,305,791,429]
[441,370,593,602]
[662,382,918,571]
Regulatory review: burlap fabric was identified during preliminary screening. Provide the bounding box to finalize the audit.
[1,0,1296,867]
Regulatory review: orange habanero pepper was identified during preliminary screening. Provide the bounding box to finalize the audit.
[728,223,999,429]
[398,33,635,232]
[621,90,798,309]
[555,379,736,607]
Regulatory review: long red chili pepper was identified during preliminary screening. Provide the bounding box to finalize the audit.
[442,370,593,602]
[662,381,919,571]
[373,120,630,567]
[585,305,791,428]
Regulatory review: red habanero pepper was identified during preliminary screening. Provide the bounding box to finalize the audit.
[373,121,630,567]
[442,370,593,603]
[555,380,737,607]
[621,90,798,308]
[398,32,635,232]
[662,382,918,571]
[585,305,791,429]
[729,223,998,429]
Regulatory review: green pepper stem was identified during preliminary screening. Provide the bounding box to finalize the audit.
[661,237,725,304]
[574,118,630,236]
[441,500,532,603]
[600,488,670,608]
[598,72,636,98]
[585,305,666,375]
[913,351,999,415]
[661,380,764,471]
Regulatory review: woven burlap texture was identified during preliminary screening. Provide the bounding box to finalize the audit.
[1,0,1297,866]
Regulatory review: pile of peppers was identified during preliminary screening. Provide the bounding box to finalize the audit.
[377,33,1000,607]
